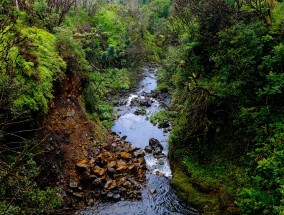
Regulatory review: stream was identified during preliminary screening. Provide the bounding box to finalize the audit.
[80,67,198,215]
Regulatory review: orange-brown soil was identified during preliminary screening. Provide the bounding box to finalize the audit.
[40,74,146,211]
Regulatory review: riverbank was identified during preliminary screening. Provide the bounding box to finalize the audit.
[39,73,148,212]
[169,145,243,215]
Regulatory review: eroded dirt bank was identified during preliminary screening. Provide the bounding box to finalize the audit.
[39,74,146,213]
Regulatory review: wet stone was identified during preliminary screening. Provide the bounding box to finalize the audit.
[158,120,170,128]
[133,149,145,157]
[113,193,121,201]
[155,171,165,177]
[101,190,108,196]
[149,188,156,194]
[153,147,163,155]
[158,159,165,165]
[156,154,166,159]
[107,192,114,199]
[87,198,94,206]
[145,146,152,153]
[93,178,102,186]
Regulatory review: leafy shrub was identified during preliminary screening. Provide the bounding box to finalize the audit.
[84,68,130,127]
[0,147,63,215]
[54,26,90,76]
[1,26,66,114]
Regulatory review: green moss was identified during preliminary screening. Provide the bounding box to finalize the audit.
[157,82,170,93]
[171,162,240,214]
[150,110,174,127]
[171,165,219,213]
[169,144,243,214]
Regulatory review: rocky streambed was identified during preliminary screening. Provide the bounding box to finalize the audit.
[72,134,147,203]
[79,66,199,215]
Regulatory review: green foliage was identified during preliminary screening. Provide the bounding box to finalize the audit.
[16,27,65,114]
[84,68,130,127]
[150,110,175,128]
[0,26,66,114]
[237,121,284,214]
[270,2,284,34]
[1,0,170,213]
[159,0,284,213]
[96,6,126,47]
[0,146,63,215]
[0,21,64,213]
[54,26,90,76]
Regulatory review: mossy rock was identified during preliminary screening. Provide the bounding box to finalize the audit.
[171,164,239,215]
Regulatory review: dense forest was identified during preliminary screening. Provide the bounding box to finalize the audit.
[0,0,284,214]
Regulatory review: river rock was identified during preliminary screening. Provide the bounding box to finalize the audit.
[93,193,100,199]
[74,134,147,203]
[155,171,165,177]
[148,138,165,158]
[123,181,132,188]
[117,159,127,166]
[157,159,165,165]
[76,160,90,172]
[104,179,116,190]
[79,171,91,183]
[138,157,146,165]
[130,97,153,107]
[130,97,139,106]
[134,108,146,115]
[159,120,170,128]
[93,178,102,186]
[113,193,121,201]
[92,166,106,176]
[153,147,163,155]
[155,154,166,159]
[144,146,152,153]
[140,98,152,107]
[149,188,156,194]
[117,165,127,171]
[133,149,145,157]
[118,177,126,185]
[94,157,103,167]
[107,192,114,199]
[107,167,115,175]
[149,138,163,149]
[107,161,117,168]
[128,163,138,174]
[87,198,94,206]
[100,189,108,196]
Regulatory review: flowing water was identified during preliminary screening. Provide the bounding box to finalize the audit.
[80,67,198,215]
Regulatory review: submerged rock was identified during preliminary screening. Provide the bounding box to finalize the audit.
[149,188,156,194]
